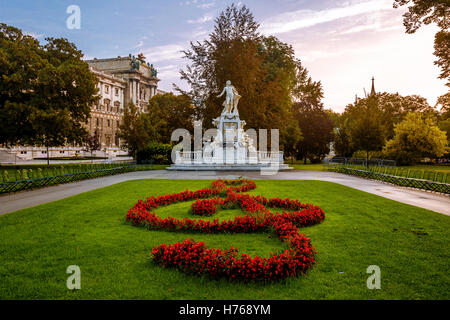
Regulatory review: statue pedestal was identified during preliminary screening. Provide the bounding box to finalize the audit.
[168,110,291,171]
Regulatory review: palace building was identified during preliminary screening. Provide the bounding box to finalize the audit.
[0,55,163,162]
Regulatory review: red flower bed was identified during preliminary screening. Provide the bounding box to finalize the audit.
[126,179,325,281]
[191,198,223,216]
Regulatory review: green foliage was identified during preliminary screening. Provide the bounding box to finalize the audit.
[146,93,195,144]
[1,170,8,183]
[384,112,449,165]
[335,92,437,159]
[333,120,356,158]
[136,142,173,164]
[393,0,449,85]
[433,30,449,85]
[351,150,385,159]
[0,24,99,149]
[293,102,334,162]
[437,92,450,117]
[347,96,386,159]
[118,103,157,159]
[377,92,436,139]
[21,169,28,180]
[175,4,318,152]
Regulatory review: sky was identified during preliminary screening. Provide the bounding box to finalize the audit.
[0,0,447,112]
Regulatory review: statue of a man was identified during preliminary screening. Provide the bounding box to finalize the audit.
[217,80,241,115]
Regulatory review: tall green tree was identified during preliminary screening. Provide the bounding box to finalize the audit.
[334,119,356,158]
[0,24,99,164]
[292,102,334,163]
[347,96,386,161]
[175,4,313,152]
[118,103,156,158]
[393,0,449,86]
[146,93,195,144]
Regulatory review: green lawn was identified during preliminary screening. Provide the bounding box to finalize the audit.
[289,163,326,171]
[401,165,450,174]
[0,179,449,299]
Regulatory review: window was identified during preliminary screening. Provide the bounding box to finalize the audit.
[60,151,65,154]
[114,101,120,113]
[105,85,109,94]
[115,88,119,96]
[104,99,110,111]
[96,118,99,126]
[107,119,110,127]
[20,151,27,154]
[42,151,47,154]
[116,120,120,127]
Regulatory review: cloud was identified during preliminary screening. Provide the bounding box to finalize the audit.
[141,44,185,63]
[157,64,180,79]
[134,40,144,48]
[24,31,43,39]
[197,1,215,9]
[187,14,213,24]
[260,0,393,34]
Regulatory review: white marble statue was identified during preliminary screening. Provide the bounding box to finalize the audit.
[217,80,241,115]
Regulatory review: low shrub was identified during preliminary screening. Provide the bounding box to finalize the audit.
[136,142,172,165]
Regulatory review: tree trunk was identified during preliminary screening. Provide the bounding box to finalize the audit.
[303,156,307,164]
[46,145,50,166]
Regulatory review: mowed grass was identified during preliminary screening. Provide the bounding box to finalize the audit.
[0,179,449,300]
[289,163,326,171]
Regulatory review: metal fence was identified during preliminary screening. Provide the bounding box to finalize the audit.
[325,157,396,167]
[327,164,450,194]
[0,164,154,194]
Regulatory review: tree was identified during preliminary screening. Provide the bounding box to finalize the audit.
[292,102,334,163]
[84,131,101,157]
[280,118,302,163]
[146,93,195,144]
[337,92,436,160]
[393,0,450,85]
[377,92,436,139]
[384,112,449,164]
[433,30,450,85]
[334,119,356,158]
[0,24,99,164]
[347,96,386,161]
[117,103,156,158]
[436,92,450,117]
[175,4,314,152]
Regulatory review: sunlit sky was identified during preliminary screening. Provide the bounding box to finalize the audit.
[0,0,447,112]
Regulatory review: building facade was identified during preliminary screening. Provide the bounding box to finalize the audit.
[1,55,161,161]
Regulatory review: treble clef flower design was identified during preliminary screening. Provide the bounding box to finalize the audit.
[126,179,325,281]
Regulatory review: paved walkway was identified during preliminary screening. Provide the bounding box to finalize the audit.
[0,170,449,216]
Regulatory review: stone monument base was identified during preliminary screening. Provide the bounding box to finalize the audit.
[166,163,292,171]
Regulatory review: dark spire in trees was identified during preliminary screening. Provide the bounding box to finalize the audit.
[370,76,376,96]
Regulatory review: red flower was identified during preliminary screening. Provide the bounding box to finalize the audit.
[126,179,325,281]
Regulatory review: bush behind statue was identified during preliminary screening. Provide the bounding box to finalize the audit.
[136,143,172,165]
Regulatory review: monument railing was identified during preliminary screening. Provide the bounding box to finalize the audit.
[175,150,284,165]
